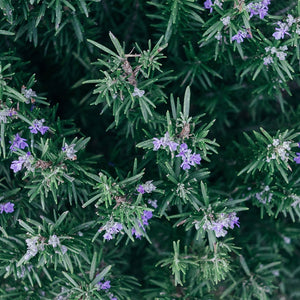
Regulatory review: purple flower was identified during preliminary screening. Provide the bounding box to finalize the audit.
[232,30,247,43]
[272,22,290,40]
[97,280,111,290]
[294,153,300,164]
[212,222,227,238]
[10,152,33,173]
[181,160,191,170]
[142,210,153,226]
[247,1,270,19]
[29,119,49,135]
[3,202,14,213]
[132,227,142,239]
[204,0,213,13]
[137,185,145,194]
[190,153,202,165]
[103,232,113,240]
[153,137,163,151]
[176,143,188,158]
[228,212,240,229]
[9,134,28,151]
[167,141,179,152]
[112,222,123,232]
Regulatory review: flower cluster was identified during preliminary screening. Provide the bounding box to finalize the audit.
[0,202,14,213]
[263,45,288,65]
[153,133,201,170]
[96,279,117,300]
[232,30,248,44]
[97,279,111,290]
[246,0,271,20]
[266,138,291,163]
[62,143,77,160]
[176,143,201,170]
[29,119,49,135]
[272,13,300,40]
[131,210,153,239]
[204,0,222,13]
[137,181,156,194]
[202,212,240,238]
[21,86,37,103]
[10,152,34,173]
[9,134,28,151]
[153,132,179,152]
[48,235,68,254]
[255,185,273,204]
[24,236,45,261]
[99,221,123,241]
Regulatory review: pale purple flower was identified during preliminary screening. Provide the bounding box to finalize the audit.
[62,143,77,160]
[176,143,201,170]
[10,152,33,173]
[97,280,111,290]
[232,30,247,43]
[132,227,142,239]
[132,87,145,97]
[9,134,28,151]
[29,119,49,135]
[273,22,290,40]
[204,0,213,13]
[228,212,240,229]
[142,210,153,226]
[167,141,179,152]
[0,202,14,214]
[137,185,145,194]
[247,1,270,19]
[294,153,300,164]
[148,199,158,208]
[153,138,163,151]
[103,232,113,240]
[212,222,228,237]
[3,202,14,213]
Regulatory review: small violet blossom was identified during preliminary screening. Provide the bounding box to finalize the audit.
[137,181,156,194]
[9,133,28,151]
[153,132,179,152]
[99,221,123,241]
[294,143,300,164]
[202,212,240,238]
[273,22,290,40]
[247,0,270,19]
[10,152,33,173]
[0,202,14,214]
[232,30,248,43]
[221,16,230,26]
[97,280,111,290]
[132,210,153,239]
[21,86,37,103]
[176,143,201,170]
[29,119,49,135]
[62,143,77,160]
[204,0,213,13]
[132,87,145,97]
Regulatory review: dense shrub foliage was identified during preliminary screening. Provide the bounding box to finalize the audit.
[1,0,300,299]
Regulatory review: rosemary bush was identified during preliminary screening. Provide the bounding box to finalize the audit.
[1,0,300,299]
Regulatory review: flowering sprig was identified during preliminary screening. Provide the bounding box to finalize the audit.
[153,132,201,170]
[201,212,240,238]
[263,45,288,65]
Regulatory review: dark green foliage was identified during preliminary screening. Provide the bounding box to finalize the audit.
[1,1,300,299]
